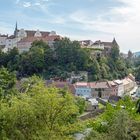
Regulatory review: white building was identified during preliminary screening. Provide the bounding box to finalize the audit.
[91,40,104,49]
[114,80,124,97]
[0,34,7,46]
[0,23,61,53]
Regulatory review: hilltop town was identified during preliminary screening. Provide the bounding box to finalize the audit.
[0,23,139,101]
[0,24,140,140]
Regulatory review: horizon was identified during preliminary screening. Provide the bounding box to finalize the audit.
[0,0,140,53]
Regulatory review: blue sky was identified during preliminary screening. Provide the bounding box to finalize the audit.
[0,0,140,52]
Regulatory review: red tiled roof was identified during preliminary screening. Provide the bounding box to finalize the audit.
[17,35,60,43]
[25,30,50,38]
[46,81,75,94]
[90,82,109,89]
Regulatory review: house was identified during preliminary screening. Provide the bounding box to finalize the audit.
[79,38,119,58]
[91,40,105,50]
[107,81,118,96]
[0,34,8,52]
[0,34,8,46]
[46,81,75,94]
[74,82,92,98]
[79,40,93,48]
[90,82,112,99]
[86,98,99,111]
[5,35,19,51]
[114,80,124,97]
[122,77,135,93]
[74,81,118,99]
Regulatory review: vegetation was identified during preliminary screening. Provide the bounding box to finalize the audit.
[0,38,139,139]
[85,96,140,140]
[0,69,85,140]
[0,69,139,139]
[0,38,130,81]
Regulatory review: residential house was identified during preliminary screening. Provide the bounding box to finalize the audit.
[90,82,112,99]
[0,34,8,50]
[79,38,119,58]
[86,98,99,111]
[74,82,92,98]
[46,81,75,94]
[122,78,135,93]
[114,80,124,96]
[79,40,93,48]
[107,81,118,96]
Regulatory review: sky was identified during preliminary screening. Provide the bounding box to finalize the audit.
[0,0,140,53]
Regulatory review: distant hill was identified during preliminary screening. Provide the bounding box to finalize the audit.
[134,51,140,57]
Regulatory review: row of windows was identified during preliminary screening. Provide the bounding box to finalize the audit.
[76,89,90,93]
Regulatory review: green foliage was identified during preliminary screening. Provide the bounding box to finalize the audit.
[135,66,140,81]
[136,99,140,114]
[75,97,86,114]
[0,83,82,140]
[0,67,16,98]
[110,41,120,61]
[85,96,140,140]
[0,39,131,81]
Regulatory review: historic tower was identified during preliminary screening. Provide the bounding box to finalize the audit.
[14,22,18,38]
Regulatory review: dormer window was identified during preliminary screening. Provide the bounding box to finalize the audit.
[34,30,42,37]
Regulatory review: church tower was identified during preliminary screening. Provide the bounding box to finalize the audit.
[14,21,18,38]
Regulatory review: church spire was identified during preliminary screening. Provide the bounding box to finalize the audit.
[14,21,18,37]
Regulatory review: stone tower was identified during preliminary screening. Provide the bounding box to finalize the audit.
[14,21,18,38]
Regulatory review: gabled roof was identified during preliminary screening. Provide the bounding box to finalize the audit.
[94,82,109,88]
[79,40,93,46]
[102,42,112,47]
[17,35,60,43]
[114,80,123,85]
[25,30,50,38]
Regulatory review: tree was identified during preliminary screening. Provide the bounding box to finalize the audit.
[75,97,86,114]
[136,99,140,114]
[0,67,16,98]
[108,110,132,140]
[110,41,120,61]
[128,50,133,59]
[0,84,80,140]
[135,66,140,81]
[54,38,89,72]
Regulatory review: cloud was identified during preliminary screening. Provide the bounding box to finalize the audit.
[67,0,140,52]
[23,2,31,7]
[34,2,41,6]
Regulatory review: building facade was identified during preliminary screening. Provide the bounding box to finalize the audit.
[74,82,92,98]
[0,23,61,53]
